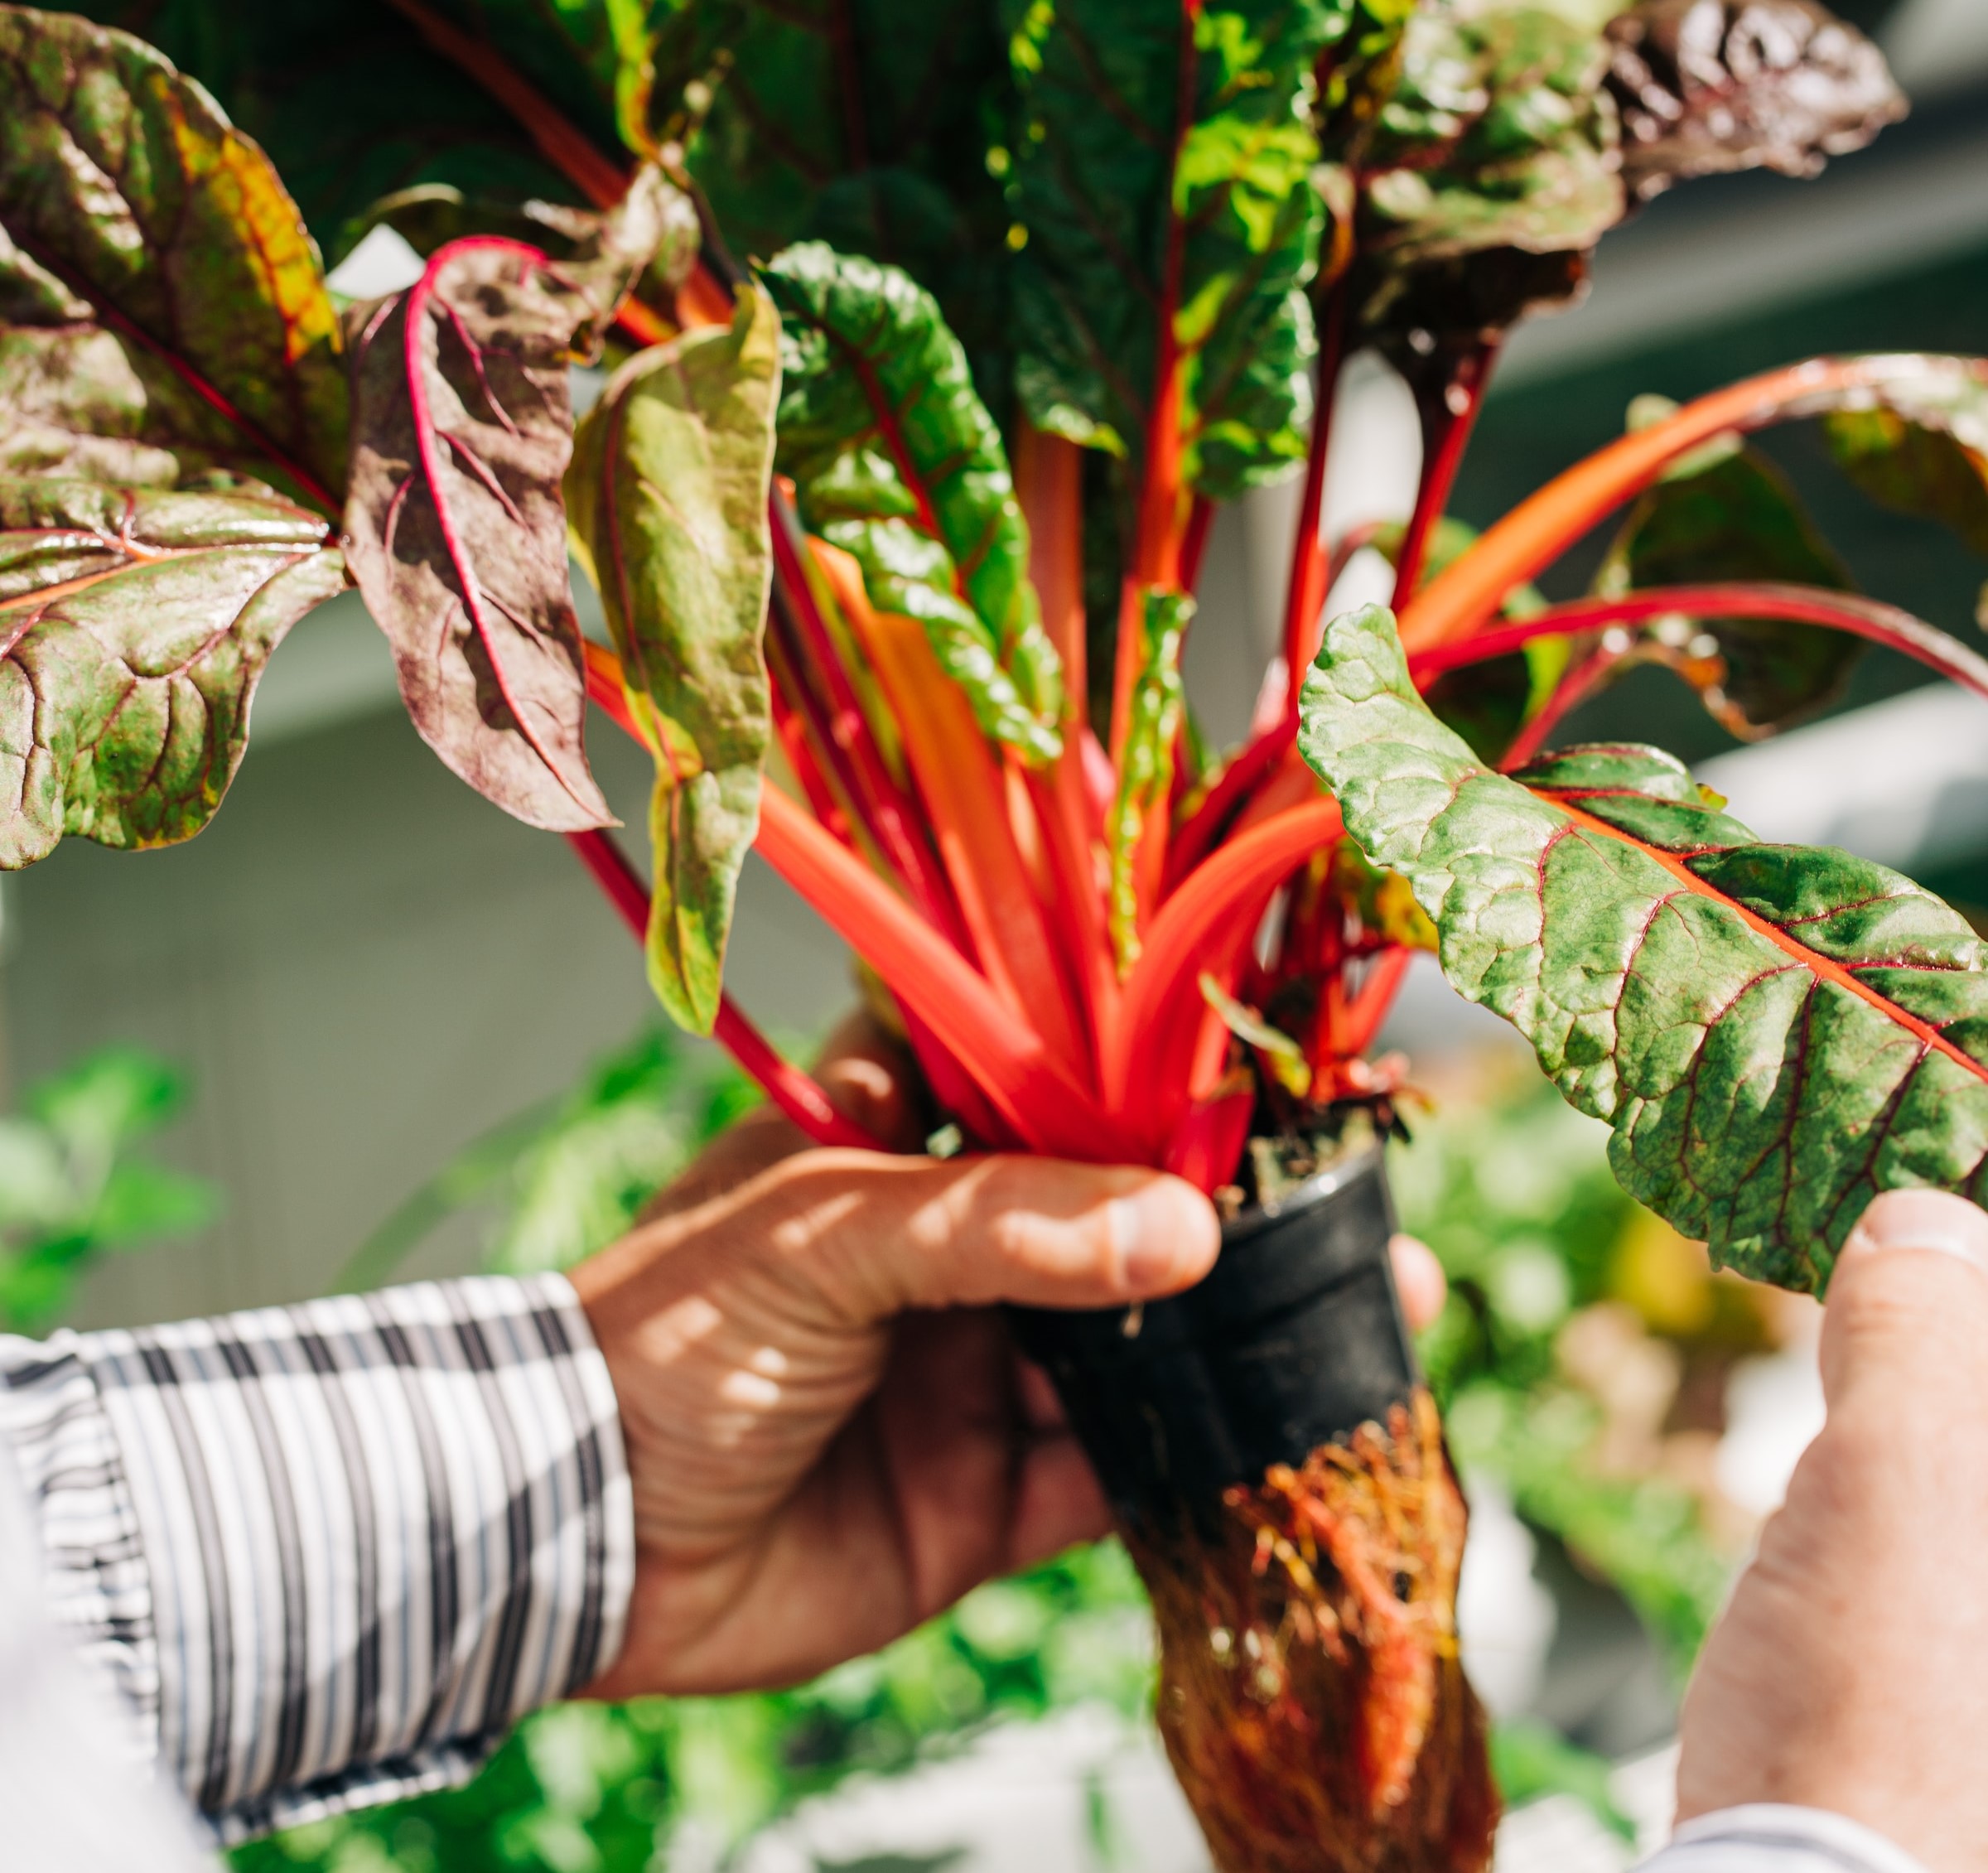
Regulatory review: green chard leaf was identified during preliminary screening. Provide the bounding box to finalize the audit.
[1299,604,1988,1295]
[1107,588,1190,971]
[1595,431,1862,736]
[1354,4,1623,278]
[65,0,647,265]
[0,480,343,866]
[678,0,1015,398]
[1604,0,1904,203]
[1822,358,1988,559]
[344,170,678,833]
[763,241,1063,761]
[1004,0,1336,502]
[567,286,782,1036]
[0,4,348,506]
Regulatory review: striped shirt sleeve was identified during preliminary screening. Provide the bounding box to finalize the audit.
[0,1273,634,1846]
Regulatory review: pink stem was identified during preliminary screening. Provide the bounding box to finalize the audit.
[563,827,887,1151]
[1409,582,1988,705]
[1390,343,1498,612]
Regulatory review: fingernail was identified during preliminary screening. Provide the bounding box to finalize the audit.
[1842,1188,1988,1278]
[1108,1179,1217,1294]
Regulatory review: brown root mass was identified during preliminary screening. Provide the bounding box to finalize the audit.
[1125,1390,1497,1873]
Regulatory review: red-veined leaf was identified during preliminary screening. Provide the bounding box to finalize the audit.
[344,169,676,832]
[0,5,346,507]
[567,284,781,1035]
[0,479,342,865]
[1302,604,1988,1294]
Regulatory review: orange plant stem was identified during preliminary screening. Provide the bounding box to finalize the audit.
[1398,355,1910,654]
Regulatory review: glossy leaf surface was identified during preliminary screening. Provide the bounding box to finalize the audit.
[0,480,342,866]
[0,4,347,505]
[1595,438,1860,736]
[676,0,1013,394]
[1107,589,1190,972]
[1300,604,1988,1294]
[1005,0,1335,500]
[1823,359,1988,558]
[1355,6,1621,277]
[345,176,673,832]
[568,287,781,1035]
[1604,0,1903,201]
[765,243,1062,761]
[66,0,630,262]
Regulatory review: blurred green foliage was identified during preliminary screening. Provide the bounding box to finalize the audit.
[0,1048,217,1333]
[236,1036,1754,1869]
[1396,1069,1759,1668]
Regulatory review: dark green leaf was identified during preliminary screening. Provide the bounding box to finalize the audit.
[764,241,1062,760]
[568,286,781,1035]
[1604,0,1904,201]
[345,171,678,832]
[0,480,342,867]
[0,4,348,505]
[1005,0,1337,502]
[1107,587,1189,970]
[1300,604,1988,1295]
[1596,436,1861,735]
[66,0,637,264]
[1824,363,1988,558]
[1356,6,1622,273]
[676,0,1014,398]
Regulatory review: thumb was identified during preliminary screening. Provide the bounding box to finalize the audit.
[782,1151,1221,1319]
[1822,1189,1988,1414]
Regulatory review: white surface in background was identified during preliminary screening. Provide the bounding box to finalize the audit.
[1884,0,1988,100]
[712,1702,1677,1873]
[727,1707,1208,1873]
[1460,1480,1561,1720]
[324,223,426,299]
[1697,683,1988,876]
[1718,1333,1826,1521]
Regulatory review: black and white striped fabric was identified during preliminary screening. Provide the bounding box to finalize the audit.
[0,1273,632,1846]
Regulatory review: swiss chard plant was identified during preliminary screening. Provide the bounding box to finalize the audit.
[4,0,1981,1866]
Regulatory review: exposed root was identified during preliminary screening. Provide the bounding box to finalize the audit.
[1126,1390,1497,1873]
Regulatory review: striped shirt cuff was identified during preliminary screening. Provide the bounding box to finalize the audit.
[0,1274,634,1844]
[1645,1806,1933,1873]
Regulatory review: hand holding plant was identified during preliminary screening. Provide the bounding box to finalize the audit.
[5,0,1982,1866]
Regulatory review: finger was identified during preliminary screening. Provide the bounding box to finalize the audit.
[765,1151,1221,1319]
[811,1009,928,1151]
[1005,1432,1115,1570]
[1822,1189,1988,1413]
[1388,1233,1447,1332]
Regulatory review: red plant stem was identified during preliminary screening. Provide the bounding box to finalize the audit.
[765,509,966,941]
[769,678,852,842]
[1391,342,1498,611]
[757,789,1136,1160]
[563,828,885,1149]
[1180,495,1215,595]
[1280,279,1350,700]
[1339,946,1413,1058]
[1399,355,1945,654]
[1163,717,1298,892]
[1497,643,1629,770]
[1409,582,1988,705]
[385,0,630,210]
[1112,797,1344,1130]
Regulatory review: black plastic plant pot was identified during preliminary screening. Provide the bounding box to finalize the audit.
[1009,1142,1418,1538]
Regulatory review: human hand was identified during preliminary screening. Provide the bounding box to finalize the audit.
[570,1021,1447,1698]
[1675,1190,1988,1873]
